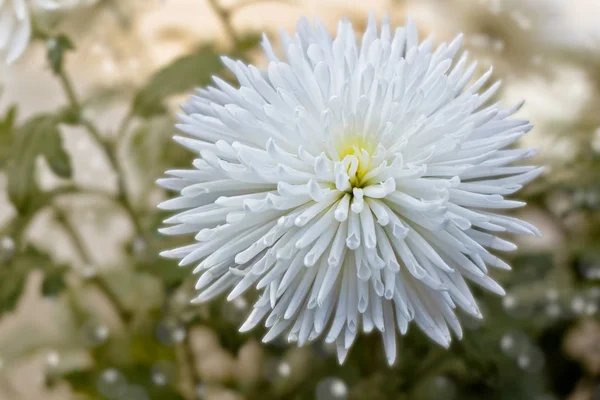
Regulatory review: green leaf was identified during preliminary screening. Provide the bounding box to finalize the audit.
[63,365,185,400]
[140,257,188,288]
[0,105,17,168]
[47,35,75,74]
[7,115,72,213]
[44,125,73,178]
[7,116,50,212]
[60,318,184,400]
[96,268,165,313]
[503,253,554,290]
[132,45,223,117]
[0,247,52,317]
[232,33,262,56]
[127,115,191,192]
[42,268,68,297]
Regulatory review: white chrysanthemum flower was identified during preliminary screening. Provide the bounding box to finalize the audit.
[0,0,91,64]
[158,14,542,365]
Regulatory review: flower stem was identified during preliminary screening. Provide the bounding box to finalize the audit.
[177,332,202,400]
[54,206,131,323]
[58,70,81,116]
[207,0,240,47]
[56,65,146,241]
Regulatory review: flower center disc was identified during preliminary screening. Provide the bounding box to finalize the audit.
[336,134,377,189]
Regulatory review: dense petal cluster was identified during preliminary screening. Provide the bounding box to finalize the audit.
[158,14,542,364]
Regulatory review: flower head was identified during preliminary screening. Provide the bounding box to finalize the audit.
[0,0,89,64]
[158,14,542,365]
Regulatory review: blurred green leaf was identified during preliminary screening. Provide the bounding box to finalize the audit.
[44,125,73,178]
[61,323,184,400]
[47,35,75,74]
[7,115,72,213]
[504,253,555,290]
[128,115,191,192]
[98,268,165,313]
[0,105,17,168]
[42,268,68,297]
[63,365,185,400]
[232,33,262,56]
[141,257,188,288]
[0,247,52,317]
[132,45,223,117]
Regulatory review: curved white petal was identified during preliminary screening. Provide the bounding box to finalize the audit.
[0,0,31,64]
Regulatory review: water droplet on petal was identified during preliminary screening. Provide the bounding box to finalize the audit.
[503,294,533,318]
[47,39,58,50]
[131,236,148,261]
[545,289,559,301]
[571,296,586,315]
[277,361,291,377]
[79,264,97,279]
[155,321,186,345]
[491,39,504,53]
[517,346,545,373]
[430,376,457,399]
[172,326,186,343]
[83,320,110,346]
[500,330,530,358]
[0,236,16,263]
[151,361,176,386]
[585,302,598,316]
[503,295,517,309]
[46,351,60,367]
[545,303,561,319]
[97,369,127,398]
[316,377,348,400]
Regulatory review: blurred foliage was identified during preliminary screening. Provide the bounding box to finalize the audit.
[132,45,222,117]
[47,35,75,75]
[1,1,600,400]
[0,247,53,317]
[6,115,72,213]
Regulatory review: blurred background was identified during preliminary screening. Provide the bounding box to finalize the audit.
[0,0,599,399]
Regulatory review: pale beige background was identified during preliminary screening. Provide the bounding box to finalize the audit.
[1,0,600,399]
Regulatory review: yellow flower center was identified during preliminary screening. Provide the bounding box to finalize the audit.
[336,134,377,188]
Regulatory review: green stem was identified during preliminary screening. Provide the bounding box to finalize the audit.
[46,184,113,200]
[58,70,81,116]
[116,112,132,139]
[54,207,91,264]
[402,349,448,393]
[178,333,202,400]
[80,118,145,236]
[54,207,131,322]
[414,349,447,378]
[6,215,33,249]
[89,274,132,323]
[56,65,145,240]
[207,0,240,46]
